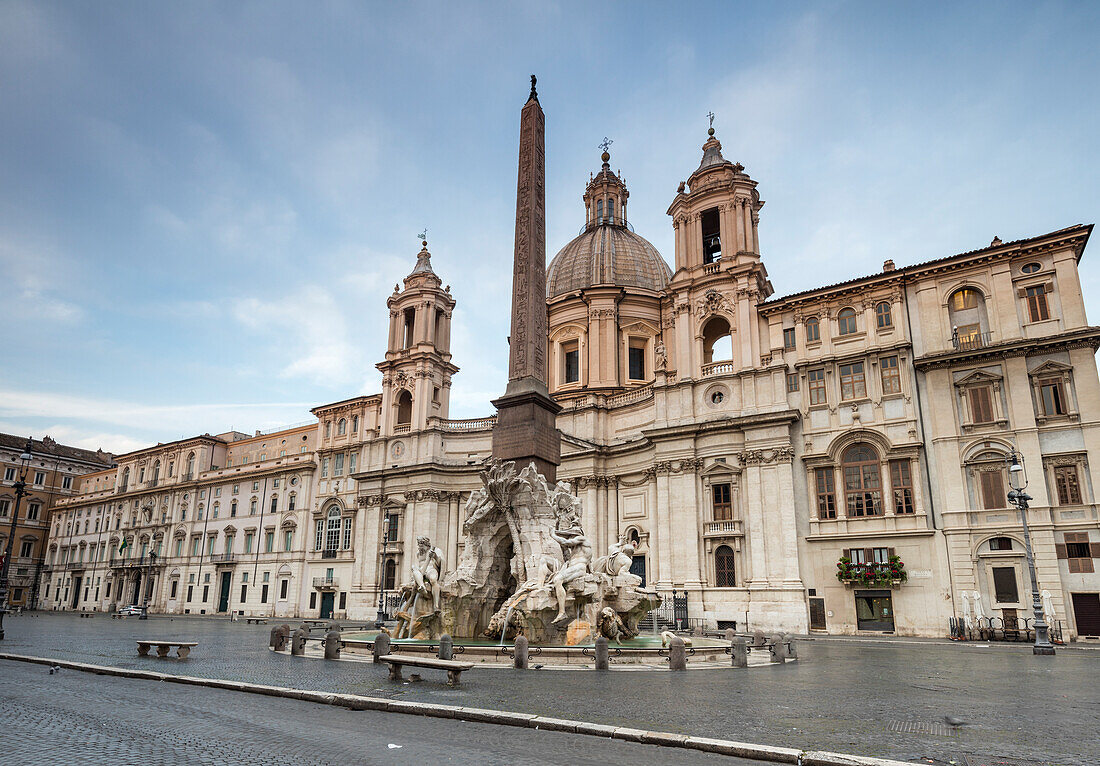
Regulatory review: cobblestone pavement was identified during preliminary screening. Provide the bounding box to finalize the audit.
[0,659,756,766]
[5,612,1099,765]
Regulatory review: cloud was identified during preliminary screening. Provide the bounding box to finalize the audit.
[0,232,85,323]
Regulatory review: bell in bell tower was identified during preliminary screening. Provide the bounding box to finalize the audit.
[377,238,458,435]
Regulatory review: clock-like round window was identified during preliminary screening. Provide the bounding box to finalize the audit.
[711,391,724,404]
[1021,262,1041,274]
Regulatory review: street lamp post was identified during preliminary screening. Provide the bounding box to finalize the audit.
[0,438,35,641]
[375,517,388,629]
[140,550,156,620]
[1005,450,1056,656]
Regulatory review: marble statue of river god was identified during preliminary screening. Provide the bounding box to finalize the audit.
[391,459,660,645]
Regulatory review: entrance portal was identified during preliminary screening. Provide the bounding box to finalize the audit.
[320,592,334,619]
[218,572,232,613]
[71,576,82,609]
[628,556,646,588]
[855,589,894,631]
[131,573,142,606]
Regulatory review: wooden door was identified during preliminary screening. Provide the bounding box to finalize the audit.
[1071,593,1100,636]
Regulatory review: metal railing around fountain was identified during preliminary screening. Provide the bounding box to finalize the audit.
[638,590,708,633]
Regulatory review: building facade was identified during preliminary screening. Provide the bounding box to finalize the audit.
[37,129,1100,638]
[1,434,114,610]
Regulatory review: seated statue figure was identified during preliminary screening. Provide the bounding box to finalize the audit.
[412,535,445,613]
[549,522,593,623]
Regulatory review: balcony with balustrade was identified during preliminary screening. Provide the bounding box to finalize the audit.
[312,576,339,590]
[703,518,743,538]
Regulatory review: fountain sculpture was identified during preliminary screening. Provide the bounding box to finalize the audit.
[391,459,660,645]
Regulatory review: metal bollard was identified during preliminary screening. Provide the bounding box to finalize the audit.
[438,633,453,661]
[594,635,609,670]
[373,632,391,663]
[514,635,529,669]
[324,629,341,660]
[731,636,747,668]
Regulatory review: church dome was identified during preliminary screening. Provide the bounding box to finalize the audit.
[547,224,671,298]
[546,147,671,298]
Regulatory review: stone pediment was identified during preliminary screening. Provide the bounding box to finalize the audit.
[1028,360,1072,377]
[954,369,1002,387]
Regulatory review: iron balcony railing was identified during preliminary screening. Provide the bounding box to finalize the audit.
[951,330,993,351]
[313,576,339,589]
[210,553,236,564]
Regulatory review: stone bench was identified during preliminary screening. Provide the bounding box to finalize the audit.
[136,640,197,659]
[379,653,474,685]
[245,618,268,624]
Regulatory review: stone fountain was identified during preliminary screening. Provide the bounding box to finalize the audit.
[390,459,660,645]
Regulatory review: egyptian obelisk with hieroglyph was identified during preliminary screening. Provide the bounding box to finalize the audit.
[491,76,562,482]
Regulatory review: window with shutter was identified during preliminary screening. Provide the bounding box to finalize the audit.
[1065,532,1094,574]
[979,470,1005,509]
[814,468,837,519]
[1054,465,1082,505]
[711,483,732,521]
[969,385,994,424]
[1025,285,1050,322]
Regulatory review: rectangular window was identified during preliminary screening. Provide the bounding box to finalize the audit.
[890,460,914,514]
[321,458,329,478]
[1039,379,1066,416]
[1025,285,1050,322]
[191,538,200,556]
[1063,532,1095,573]
[284,531,293,552]
[848,548,867,564]
[187,585,193,602]
[349,453,357,474]
[563,344,580,384]
[232,484,239,495]
[280,579,289,600]
[386,514,399,543]
[814,468,836,519]
[27,502,40,520]
[62,475,73,490]
[979,470,1005,509]
[805,319,820,343]
[244,533,253,554]
[786,373,799,393]
[339,591,347,610]
[334,454,344,477]
[265,532,274,553]
[19,540,33,557]
[208,537,215,556]
[288,494,296,511]
[0,499,8,516]
[839,362,866,401]
[3,467,14,481]
[240,584,248,603]
[628,345,645,380]
[880,356,901,395]
[261,584,269,603]
[808,369,827,406]
[844,462,882,517]
[174,539,183,557]
[1054,465,1082,505]
[968,385,995,424]
[992,567,1019,603]
[711,483,732,521]
[215,487,221,497]
[315,519,324,551]
[171,580,178,599]
[34,471,46,486]
[270,496,277,514]
[782,328,796,350]
[252,481,259,491]
[343,517,353,549]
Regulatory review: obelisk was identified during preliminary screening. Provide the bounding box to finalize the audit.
[491,75,562,482]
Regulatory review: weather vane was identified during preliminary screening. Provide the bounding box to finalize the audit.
[419,229,428,243]
[599,137,613,154]
[707,111,715,129]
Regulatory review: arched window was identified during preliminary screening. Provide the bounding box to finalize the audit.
[875,302,892,328]
[715,545,736,587]
[948,287,988,349]
[325,507,342,552]
[324,421,331,438]
[396,390,413,425]
[383,558,397,591]
[702,316,733,365]
[805,317,820,343]
[989,536,1014,551]
[121,467,130,489]
[152,461,161,482]
[338,418,346,435]
[597,199,604,222]
[837,308,857,335]
[186,452,195,478]
[842,443,882,517]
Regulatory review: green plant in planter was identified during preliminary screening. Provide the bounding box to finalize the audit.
[836,555,908,586]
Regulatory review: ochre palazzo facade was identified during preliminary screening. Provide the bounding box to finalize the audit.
[38,129,1100,639]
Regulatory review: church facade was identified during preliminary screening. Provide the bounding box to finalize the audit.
[38,128,1100,639]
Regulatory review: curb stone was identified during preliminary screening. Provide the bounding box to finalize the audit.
[0,652,914,766]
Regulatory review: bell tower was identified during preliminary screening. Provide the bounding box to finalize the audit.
[377,239,458,435]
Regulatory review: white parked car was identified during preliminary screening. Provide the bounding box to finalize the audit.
[116,605,143,616]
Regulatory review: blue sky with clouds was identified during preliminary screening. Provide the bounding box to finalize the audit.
[2,1,1098,453]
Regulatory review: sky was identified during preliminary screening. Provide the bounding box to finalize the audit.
[1,1,1099,454]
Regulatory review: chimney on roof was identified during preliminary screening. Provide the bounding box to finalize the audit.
[883,259,896,272]
[255,430,261,436]
[991,236,1003,246]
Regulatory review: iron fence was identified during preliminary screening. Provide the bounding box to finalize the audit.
[948,616,1064,644]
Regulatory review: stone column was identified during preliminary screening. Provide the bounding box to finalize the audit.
[742,203,754,254]
[606,479,619,550]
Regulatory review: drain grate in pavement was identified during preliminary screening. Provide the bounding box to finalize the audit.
[887,720,954,736]
[963,757,1043,766]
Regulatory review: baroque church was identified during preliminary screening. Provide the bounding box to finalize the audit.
[36,121,1100,639]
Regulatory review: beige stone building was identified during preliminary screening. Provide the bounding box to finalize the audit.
[38,128,1100,638]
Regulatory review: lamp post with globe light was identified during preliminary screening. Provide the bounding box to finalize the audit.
[1005,450,1056,655]
[0,438,35,640]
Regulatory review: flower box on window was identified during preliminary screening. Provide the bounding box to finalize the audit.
[836,555,908,588]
